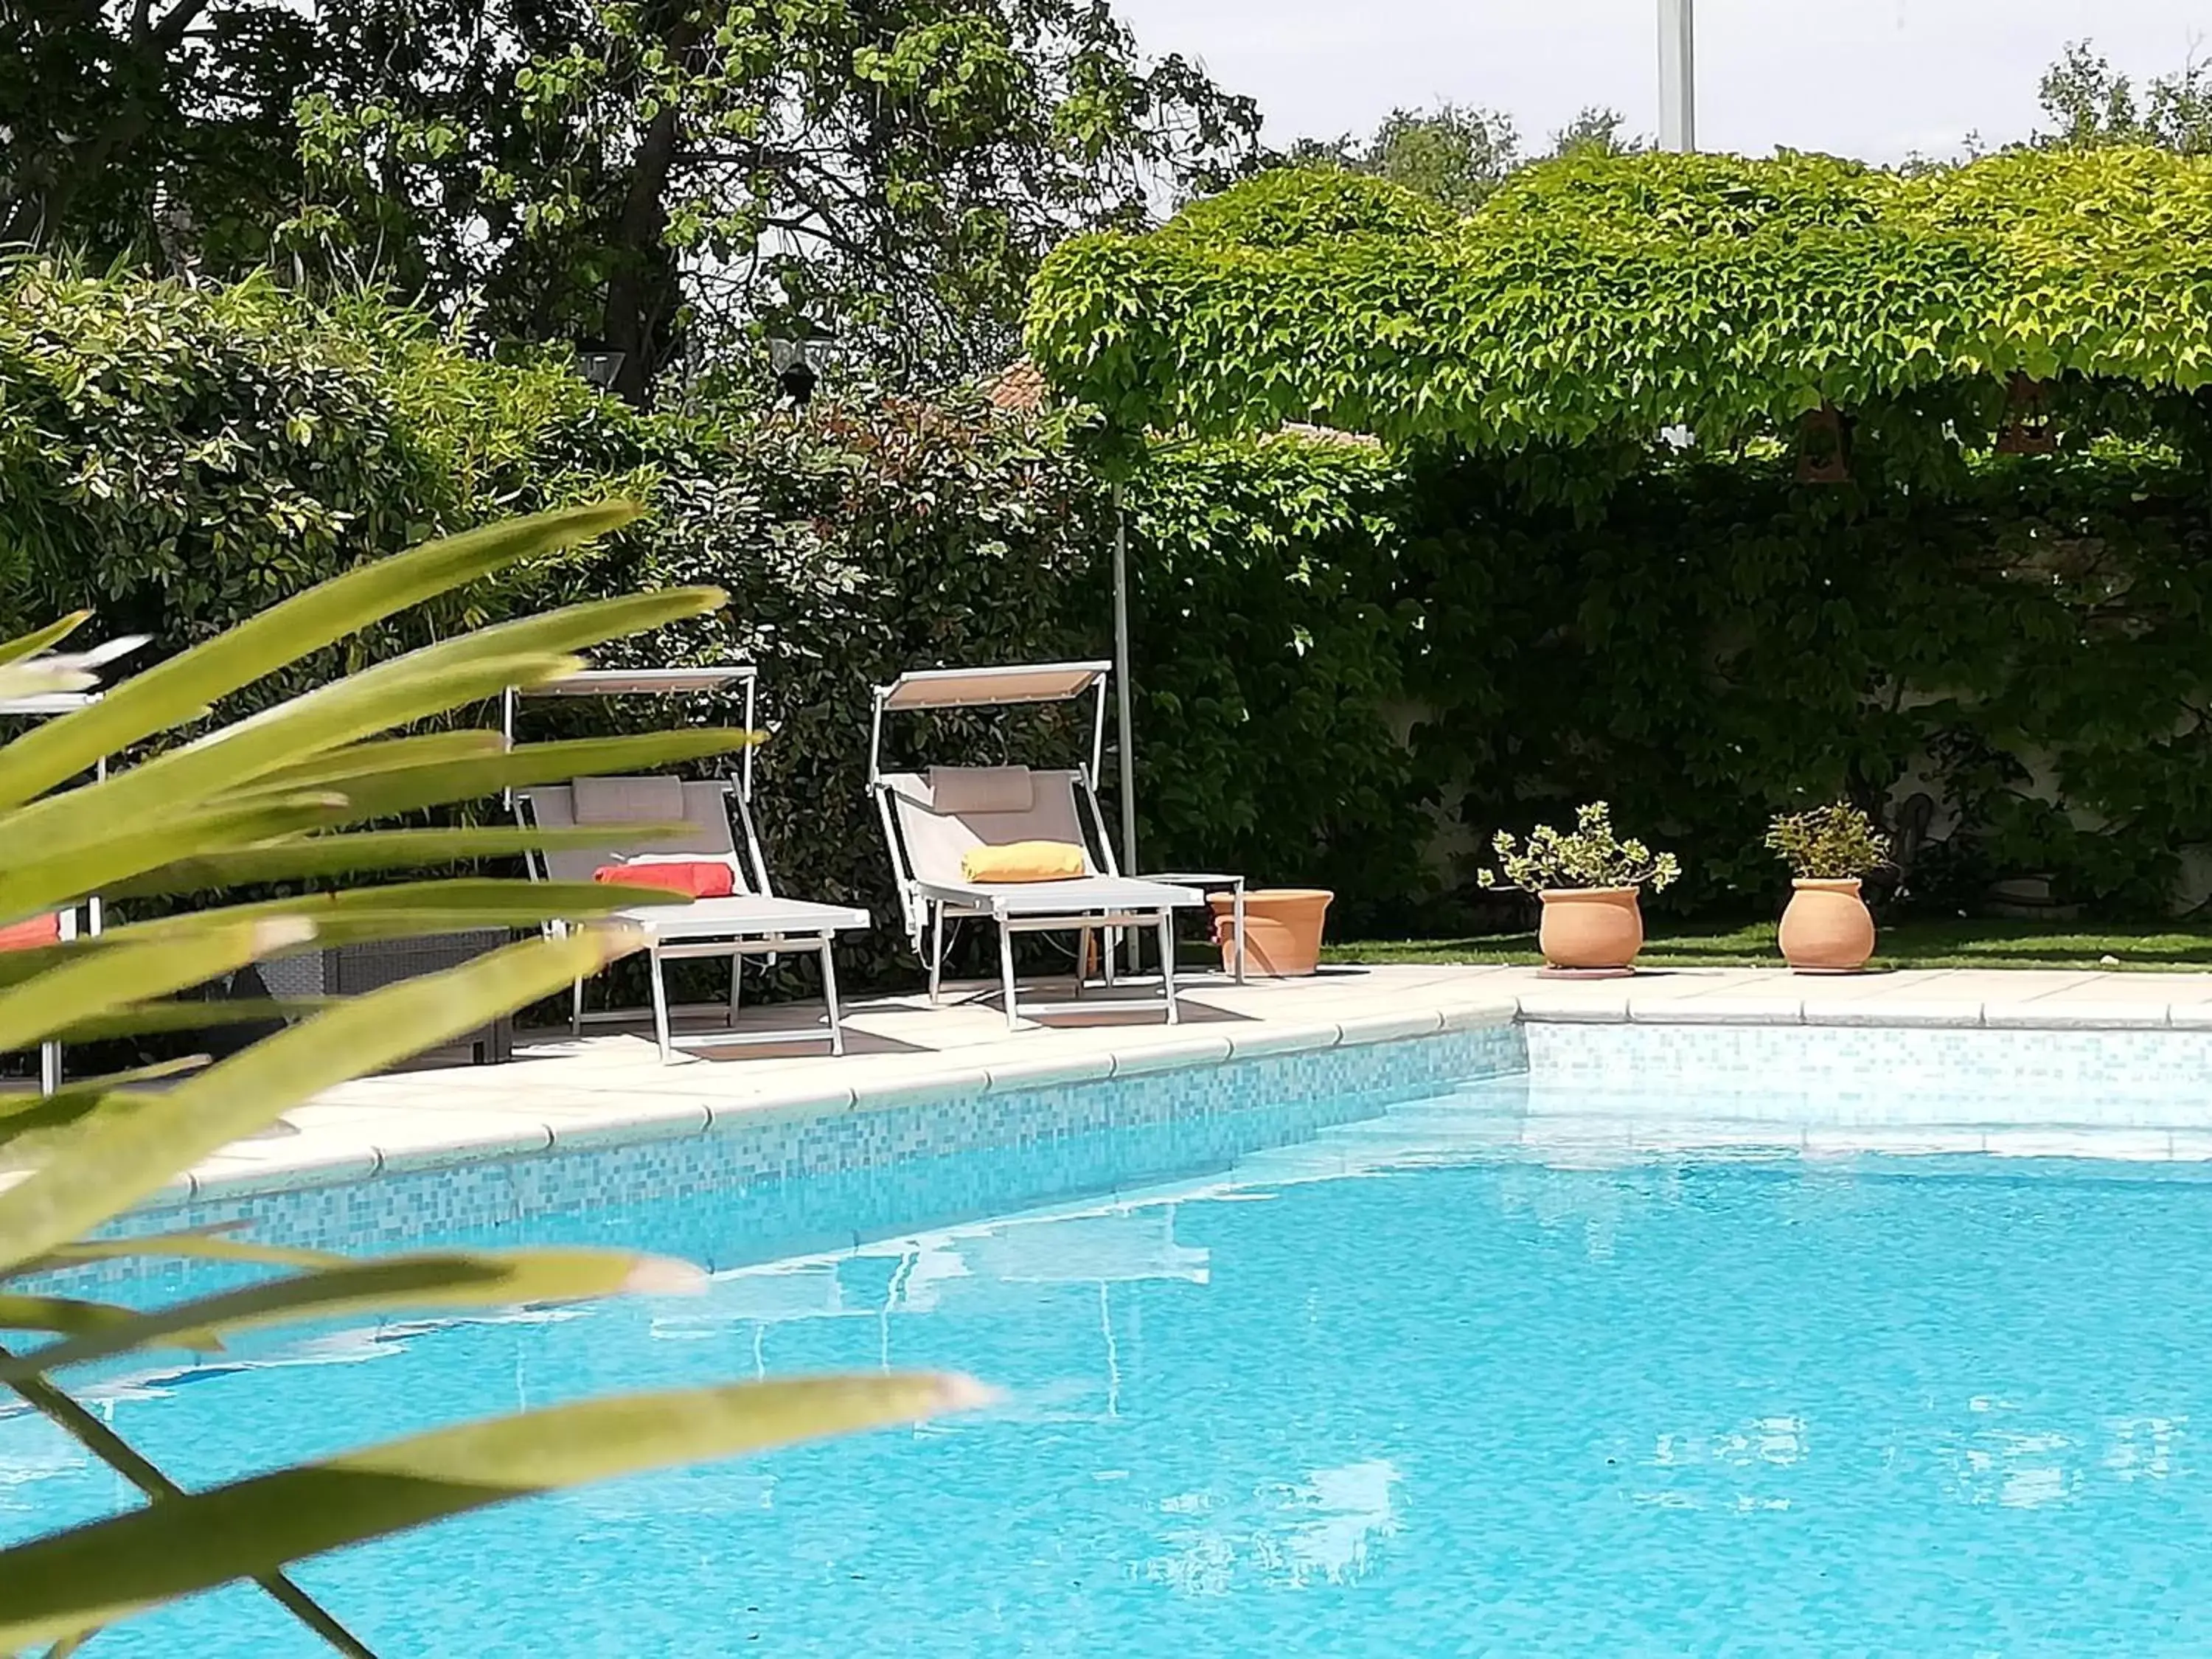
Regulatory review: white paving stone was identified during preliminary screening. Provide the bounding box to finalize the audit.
[153,961,2212,1197]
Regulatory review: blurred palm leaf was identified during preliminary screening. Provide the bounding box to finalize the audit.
[107,822,694,897]
[0,501,970,1653]
[0,1246,706,1377]
[0,612,91,667]
[0,1373,984,1652]
[21,1231,347,1276]
[0,504,641,807]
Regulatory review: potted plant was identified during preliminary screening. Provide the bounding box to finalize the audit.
[1478,802,1681,975]
[1766,801,1891,972]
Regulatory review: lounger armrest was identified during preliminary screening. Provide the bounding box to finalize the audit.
[912,877,1205,912]
[620,897,873,941]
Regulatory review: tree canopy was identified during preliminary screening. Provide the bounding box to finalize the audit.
[2032,41,2212,155]
[1281,102,1640,213]
[4,21,2205,406]
[1,0,1260,398]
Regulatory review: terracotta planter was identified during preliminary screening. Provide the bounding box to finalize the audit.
[1537,887,1645,974]
[1210,888,1334,977]
[1778,877,1875,973]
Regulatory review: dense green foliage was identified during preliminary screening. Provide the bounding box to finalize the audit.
[1029,148,2212,460]
[1114,431,1431,908]
[0,268,1124,964]
[1387,443,2212,918]
[10,265,2212,941]
[1129,432,2212,924]
[1023,147,2212,923]
[0,268,627,647]
[1,0,1260,397]
[524,397,1110,939]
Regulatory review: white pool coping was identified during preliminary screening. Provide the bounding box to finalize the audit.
[169,963,2212,1202]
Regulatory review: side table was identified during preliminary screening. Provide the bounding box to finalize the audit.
[1138,871,1247,984]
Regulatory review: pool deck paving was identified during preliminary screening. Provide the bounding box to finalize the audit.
[177,963,2212,1200]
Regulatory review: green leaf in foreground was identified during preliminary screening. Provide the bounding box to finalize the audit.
[0,1342,375,1658]
[39,1000,322,1042]
[0,1294,156,1341]
[1,1248,706,1377]
[0,1373,990,1650]
[109,824,695,897]
[11,1231,347,1279]
[0,502,640,811]
[0,919,316,1056]
[0,612,90,668]
[0,929,627,1273]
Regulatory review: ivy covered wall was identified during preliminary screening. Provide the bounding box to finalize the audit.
[1110,439,2212,929]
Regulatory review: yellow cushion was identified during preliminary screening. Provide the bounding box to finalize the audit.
[961,840,1087,883]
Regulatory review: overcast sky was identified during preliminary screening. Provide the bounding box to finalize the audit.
[1112,0,2212,163]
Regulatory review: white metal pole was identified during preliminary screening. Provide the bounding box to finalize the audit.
[1111,482,1137,874]
[1659,0,1696,153]
[741,673,757,802]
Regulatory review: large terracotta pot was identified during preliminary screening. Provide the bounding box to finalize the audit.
[1537,887,1644,974]
[1778,877,1875,973]
[1210,888,1334,977]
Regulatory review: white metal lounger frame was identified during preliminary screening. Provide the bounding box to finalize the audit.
[868,661,1200,1029]
[509,668,869,1061]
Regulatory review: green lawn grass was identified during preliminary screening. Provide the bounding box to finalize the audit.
[1324,919,2212,972]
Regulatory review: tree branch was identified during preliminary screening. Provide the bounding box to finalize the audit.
[149,0,216,49]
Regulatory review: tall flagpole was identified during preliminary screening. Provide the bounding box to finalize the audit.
[1659,0,1697,153]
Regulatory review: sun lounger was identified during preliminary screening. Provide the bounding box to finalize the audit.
[519,769,869,1062]
[509,667,871,1061]
[869,663,1212,1028]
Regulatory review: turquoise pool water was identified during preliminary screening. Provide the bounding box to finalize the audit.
[10,1077,2212,1655]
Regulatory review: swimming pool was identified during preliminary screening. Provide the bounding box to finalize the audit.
[12,1064,2212,1655]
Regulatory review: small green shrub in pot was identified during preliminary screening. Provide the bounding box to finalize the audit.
[1765,801,1891,880]
[1766,801,1891,972]
[1477,801,1681,896]
[1478,803,1679,973]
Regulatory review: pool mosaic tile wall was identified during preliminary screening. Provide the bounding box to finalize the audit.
[1524,1022,2212,1114]
[99,1024,1526,1278]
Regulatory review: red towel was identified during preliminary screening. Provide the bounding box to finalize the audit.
[591,860,735,899]
[0,914,62,952]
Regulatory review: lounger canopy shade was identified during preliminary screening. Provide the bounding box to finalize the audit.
[869,660,1111,787]
[876,661,1107,712]
[501,663,758,801]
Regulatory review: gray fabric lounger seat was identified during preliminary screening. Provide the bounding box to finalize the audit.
[877,765,1204,1028]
